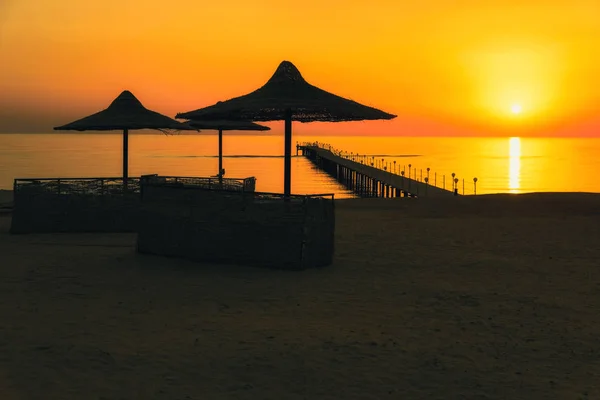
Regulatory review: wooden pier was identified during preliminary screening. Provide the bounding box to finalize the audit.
[297,144,457,198]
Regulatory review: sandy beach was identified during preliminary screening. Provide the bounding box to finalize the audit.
[0,192,599,399]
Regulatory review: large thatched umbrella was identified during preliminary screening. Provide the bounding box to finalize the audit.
[176,61,396,197]
[185,119,270,184]
[54,90,194,188]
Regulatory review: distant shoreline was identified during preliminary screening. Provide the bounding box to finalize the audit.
[3,188,600,206]
[2,132,600,139]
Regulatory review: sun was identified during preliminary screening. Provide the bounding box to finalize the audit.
[510,103,522,114]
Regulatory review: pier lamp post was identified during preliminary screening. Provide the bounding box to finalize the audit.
[393,160,397,174]
[451,172,456,190]
[408,164,412,179]
[427,167,430,181]
[401,170,405,192]
[473,177,478,195]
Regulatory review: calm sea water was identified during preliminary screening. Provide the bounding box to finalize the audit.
[1,133,599,197]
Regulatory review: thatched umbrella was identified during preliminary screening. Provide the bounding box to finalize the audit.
[176,61,396,197]
[54,90,194,188]
[185,119,270,184]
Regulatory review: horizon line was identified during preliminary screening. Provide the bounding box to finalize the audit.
[1,131,600,139]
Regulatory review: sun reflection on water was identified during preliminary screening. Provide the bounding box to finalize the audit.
[509,137,521,193]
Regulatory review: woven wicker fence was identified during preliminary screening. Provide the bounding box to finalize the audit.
[9,176,256,233]
[136,185,335,270]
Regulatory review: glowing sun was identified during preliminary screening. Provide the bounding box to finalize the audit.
[511,104,522,114]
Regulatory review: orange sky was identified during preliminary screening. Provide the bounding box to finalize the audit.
[1,0,599,136]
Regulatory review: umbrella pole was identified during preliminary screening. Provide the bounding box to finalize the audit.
[284,110,292,199]
[123,128,129,189]
[218,129,223,186]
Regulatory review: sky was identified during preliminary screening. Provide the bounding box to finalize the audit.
[0,0,599,136]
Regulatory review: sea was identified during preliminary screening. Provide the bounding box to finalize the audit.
[1,133,599,198]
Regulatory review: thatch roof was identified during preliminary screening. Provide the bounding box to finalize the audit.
[185,119,271,131]
[54,90,193,131]
[176,61,397,123]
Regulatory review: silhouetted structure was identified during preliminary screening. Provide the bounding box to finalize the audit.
[298,144,456,198]
[185,120,270,184]
[9,176,255,233]
[136,183,335,269]
[176,61,396,197]
[54,90,193,188]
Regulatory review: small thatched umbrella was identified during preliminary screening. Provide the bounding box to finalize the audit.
[54,90,194,188]
[176,61,396,197]
[185,120,270,184]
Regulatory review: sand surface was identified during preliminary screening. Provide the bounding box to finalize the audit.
[0,193,599,399]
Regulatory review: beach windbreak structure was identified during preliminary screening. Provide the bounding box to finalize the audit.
[185,119,270,184]
[176,61,396,197]
[54,90,194,187]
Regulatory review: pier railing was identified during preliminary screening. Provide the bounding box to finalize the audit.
[298,141,479,195]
